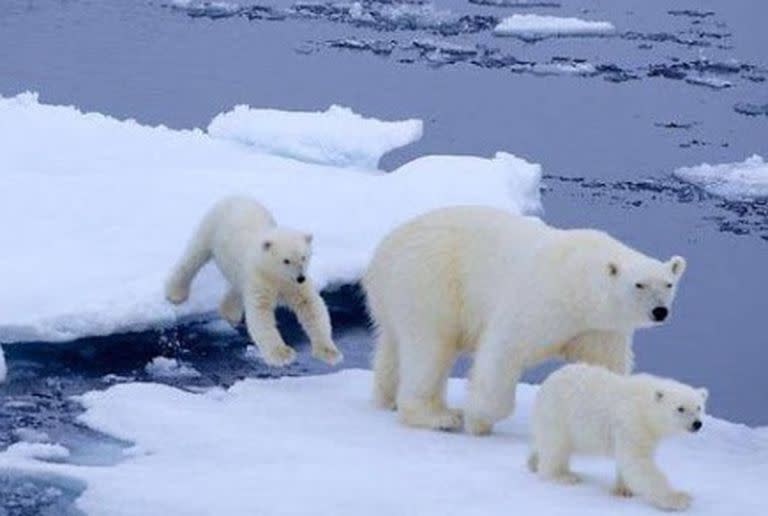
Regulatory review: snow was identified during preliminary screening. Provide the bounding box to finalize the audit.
[0,92,541,348]
[0,347,6,382]
[0,370,766,515]
[207,104,423,169]
[674,155,768,201]
[144,357,201,379]
[493,14,616,41]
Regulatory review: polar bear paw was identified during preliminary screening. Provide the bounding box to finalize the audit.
[312,342,344,366]
[612,483,634,498]
[165,282,189,305]
[400,407,464,432]
[653,490,692,511]
[550,472,582,485]
[262,345,297,367]
[465,416,493,436]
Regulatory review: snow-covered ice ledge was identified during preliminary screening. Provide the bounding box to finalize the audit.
[0,371,766,515]
[0,92,541,347]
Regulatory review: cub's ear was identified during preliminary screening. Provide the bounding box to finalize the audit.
[262,240,272,251]
[305,233,313,244]
[655,391,664,402]
[669,256,687,277]
[607,262,620,277]
[698,388,709,401]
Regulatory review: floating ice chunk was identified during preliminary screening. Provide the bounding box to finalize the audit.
[3,442,70,461]
[144,357,201,380]
[0,371,766,515]
[208,104,423,169]
[12,428,51,444]
[674,155,768,201]
[685,75,732,89]
[493,14,615,41]
[0,92,541,344]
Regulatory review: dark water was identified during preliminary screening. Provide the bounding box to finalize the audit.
[0,0,766,439]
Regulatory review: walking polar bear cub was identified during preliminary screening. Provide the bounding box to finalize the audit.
[363,206,686,434]
[165,197,343,367]
[529,364,706,511]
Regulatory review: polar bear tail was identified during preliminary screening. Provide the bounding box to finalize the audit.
[527,452,539,472]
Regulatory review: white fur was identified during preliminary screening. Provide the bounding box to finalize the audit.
[363,206,686,433]
[165,197,342,367]
[529,364,707,511]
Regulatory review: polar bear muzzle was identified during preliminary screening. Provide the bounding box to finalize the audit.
[651,306,669,322]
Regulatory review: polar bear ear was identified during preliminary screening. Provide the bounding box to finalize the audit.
[669,256,686,277]
[698,388,709,401]
[607,262,620,277]
[262,240,272,252]
[655,391,664,402]
[304,233,313,244]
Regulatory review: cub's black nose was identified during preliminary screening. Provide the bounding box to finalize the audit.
[691,420,703,432]
[297,275,306,284]
[652,306,669,322]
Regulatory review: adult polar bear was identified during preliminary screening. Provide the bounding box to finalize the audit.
[363,206,687,435]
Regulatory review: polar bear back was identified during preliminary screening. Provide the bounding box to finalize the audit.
[205,197,277,286]
[532,364,632,455]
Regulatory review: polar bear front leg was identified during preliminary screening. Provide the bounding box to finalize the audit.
[617,435,691,511]
[562,330,634,374]
[243,287,296,367]
[285,283,343,366]
[464,337,524,435]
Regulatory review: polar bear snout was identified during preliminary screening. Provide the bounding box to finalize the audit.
[690,420,703,432]
[297,275,306,284]
[651,306,668,322]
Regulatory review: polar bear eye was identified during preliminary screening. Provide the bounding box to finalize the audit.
[666,282,673,288]
[283,259,291,265]
[635,283,645,289]
[677,406,685,414]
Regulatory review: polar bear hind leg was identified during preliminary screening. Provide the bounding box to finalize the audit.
[372,327,399,410]
[165,217,214,304]
[396,329,461,431]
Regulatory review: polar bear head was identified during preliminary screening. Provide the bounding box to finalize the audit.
[258,228,314,284]
[602,254,687,329]
[643,378,708,436]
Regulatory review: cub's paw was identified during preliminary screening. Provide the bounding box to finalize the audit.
[612,484,634,498]
[312,343,343,366]
[465,416,493,436]
[551,472,582,485]
[165,283,189,305]
[653,491,692,511]
[263,345,297,367]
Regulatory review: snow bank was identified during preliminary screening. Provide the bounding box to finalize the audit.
[1,371,765,515]
[674,155,768,201]
[493,14,615,41]
[207,104,423,169]
[0,92,541,345]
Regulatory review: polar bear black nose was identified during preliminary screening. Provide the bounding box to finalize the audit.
[297,275,306,284]
[691,420,702,432]
[652,306,668,322]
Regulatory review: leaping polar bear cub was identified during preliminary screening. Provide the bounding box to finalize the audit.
[165,196,343,367]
